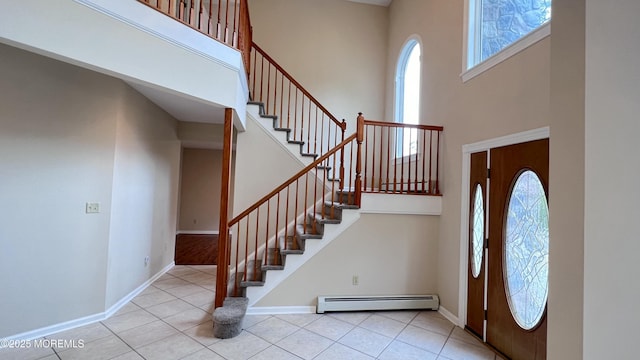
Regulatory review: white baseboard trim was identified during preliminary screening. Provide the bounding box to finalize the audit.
[438,305,462,327]
[5,262,175,341]
[246,306,317,315]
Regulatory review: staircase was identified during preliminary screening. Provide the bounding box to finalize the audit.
[226,100,362,301]
[214,41,444,338]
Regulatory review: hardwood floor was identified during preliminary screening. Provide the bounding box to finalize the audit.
[174,234,218,265]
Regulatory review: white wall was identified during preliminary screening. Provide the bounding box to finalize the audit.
[0,43,181,337]
[583,0,640,357]
[105,85,180,309]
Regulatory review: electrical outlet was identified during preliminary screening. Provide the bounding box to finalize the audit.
[86,202,100,214]
[352,275,359,286]
[144,256,150,266]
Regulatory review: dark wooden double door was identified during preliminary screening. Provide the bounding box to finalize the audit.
[466,139,548,360]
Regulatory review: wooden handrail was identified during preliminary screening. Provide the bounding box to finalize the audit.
[229,132,357,226]
[363,119,443,131]
[251,42,346,130]
[359,113,444,196]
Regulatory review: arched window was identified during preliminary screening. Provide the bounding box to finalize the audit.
[395,39,421,158]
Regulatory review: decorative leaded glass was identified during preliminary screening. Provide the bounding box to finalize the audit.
[471,184,484,278]
[481,0,552,61]
[504,170,549,330]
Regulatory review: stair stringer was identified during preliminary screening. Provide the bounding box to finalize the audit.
[246,107,313,167]
[245,208,361,307]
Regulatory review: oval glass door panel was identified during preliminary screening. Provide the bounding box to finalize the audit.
[504,170,549,330]
[471,184,484,278]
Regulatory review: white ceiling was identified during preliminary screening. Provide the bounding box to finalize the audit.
[346,0,392,7]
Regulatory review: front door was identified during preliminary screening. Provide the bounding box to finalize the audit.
[466,151,487,339]
[487,139,549,359]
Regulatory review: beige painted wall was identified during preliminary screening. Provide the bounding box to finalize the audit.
[106,84,181,308]
[257,214,439,306]
[583,0,640,357]
[547,0,585,358]
[0,43,115,337]
[248,0,388,132]
[0,43,180,336]
[232,114,306,216]
[387,0,550,315]
[179,148,224,231]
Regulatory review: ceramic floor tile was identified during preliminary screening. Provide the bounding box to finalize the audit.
[57,335,131,360]
[163,308,210,331]
[396,325,448,355]
[102,309,158,333]
[449,327,484,347]
[199,301,216,314]
[164,284,208,299]
[132,291,177,309]
[136,333,204,360]
[180,272,216,285]
[326,311,371,325]
[197,283,217,291]
[304,315,355,341]
[276,329,333,360]
[248,345,302,360]
[208,331,270,360]
[0,343,57,360]
[375,310,419,324]
[138,286,163,297]
[181,290,216,307]
[358,314,407,338]
[47,321,112,344]
[275,314,322,328]
[152,278,192,291]
[37,355,60,360]
[183,320,220,347]
[117,320,178,349]
[181,348,226,360]
[167,267,201,278]
[146,299,199,319]
[111,351,145,360]
[157,273,177,282]
[314,343,375,360]
[337,326,393,358]
[242,315,270,329]
[439,338,496,360]
[114,302,143,317]
[246,317,300,344]
[410,312,455,337]
[378,340,439,360]
[188,265,217,275]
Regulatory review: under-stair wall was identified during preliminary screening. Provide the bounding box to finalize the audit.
[254,213,440,309]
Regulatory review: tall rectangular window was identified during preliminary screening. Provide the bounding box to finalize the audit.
[468,0,551,69]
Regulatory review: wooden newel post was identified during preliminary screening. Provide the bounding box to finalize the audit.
[215,108,234,308]
[355,113,364,207]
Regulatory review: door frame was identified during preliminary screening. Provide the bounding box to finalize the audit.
[458,127,550,329]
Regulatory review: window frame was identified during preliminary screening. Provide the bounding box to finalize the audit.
[394,37,422,161]
[462,0,551,82]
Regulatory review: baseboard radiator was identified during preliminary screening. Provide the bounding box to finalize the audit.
[316,295,439,314]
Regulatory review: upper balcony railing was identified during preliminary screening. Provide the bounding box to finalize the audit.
[138,0,252,72]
